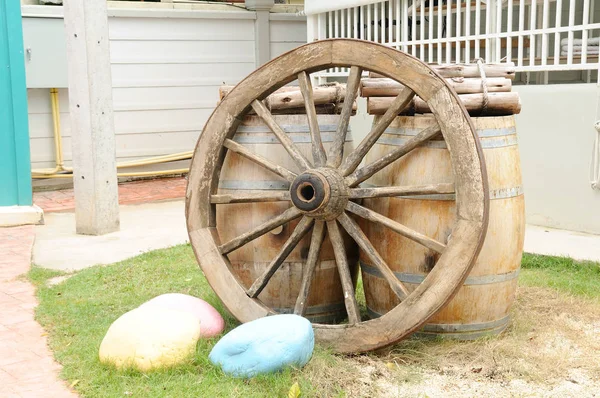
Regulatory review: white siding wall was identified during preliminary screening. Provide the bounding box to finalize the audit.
[270,15,307,58]
[27,10,306,171]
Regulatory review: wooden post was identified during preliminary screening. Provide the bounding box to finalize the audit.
[245,0,274,67]
[64,0,120,235]
[0,0,43,226]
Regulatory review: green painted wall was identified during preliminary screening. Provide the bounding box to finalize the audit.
[0,0,33,206]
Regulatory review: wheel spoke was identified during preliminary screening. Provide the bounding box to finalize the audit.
[224,139,297,182]
[339,87,415,176]
[247,217,315,298]
[327,66,363,168]
[251,99,312,171]
[298,72,327,167]
[326,219,361,325]
[219,207,302,255]
[345,201,446,254]
[337,212,410,301]
[345,124,442,187]
[211,191,290,204]
[294,220,326,316]
[349,183,455,199]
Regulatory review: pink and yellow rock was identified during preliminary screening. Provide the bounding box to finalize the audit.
[99,307,201,371]
[139,293,225,337]
[99,293,225,371]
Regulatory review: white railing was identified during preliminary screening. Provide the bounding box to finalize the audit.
[306,0,599,77]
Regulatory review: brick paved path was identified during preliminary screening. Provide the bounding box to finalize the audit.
[34,176,186,213]
[0,226,77,397]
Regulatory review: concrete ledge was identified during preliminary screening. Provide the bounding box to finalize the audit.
[524,224,600,262]
[0,205,44,227]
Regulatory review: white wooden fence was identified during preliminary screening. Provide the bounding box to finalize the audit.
[306,0,599,78]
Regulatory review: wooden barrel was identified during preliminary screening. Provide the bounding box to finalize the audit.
[360,114,525,339]
[216,114,359,324]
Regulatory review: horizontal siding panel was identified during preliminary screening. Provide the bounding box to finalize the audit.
[112,86,221,107]
[115,131,201,158]
[114,102,217,112]
[26,88,69,114]
[271,42,304,59]
[28,108,212,138]
[28,112,71,139]
[270,20,306,43]
[31,131,201,163]
[108,17,255,41]
[113,109,212,134]
[111,63,254,87]
[30,137,71,163]
[110,40,254,64]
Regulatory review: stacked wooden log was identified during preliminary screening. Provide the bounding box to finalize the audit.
[219,83,357,115]
[361,63,521,117]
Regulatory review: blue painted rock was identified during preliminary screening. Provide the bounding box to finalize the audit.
[138,293,225,337]
[209,314,314,378]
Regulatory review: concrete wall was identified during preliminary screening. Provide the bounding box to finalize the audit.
[24,7,306,172]
[514,84,600,235]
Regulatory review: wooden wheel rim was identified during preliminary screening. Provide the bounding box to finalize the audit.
[185,39,489,353]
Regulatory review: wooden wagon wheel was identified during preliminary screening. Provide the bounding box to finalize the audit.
[185,39,489,354]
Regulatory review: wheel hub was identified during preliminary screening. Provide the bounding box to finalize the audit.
[290,168,349,220]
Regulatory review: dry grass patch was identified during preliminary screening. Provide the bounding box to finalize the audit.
[327,285,600,397]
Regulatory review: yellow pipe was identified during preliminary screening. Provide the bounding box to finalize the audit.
[116,151,193,168]
[51,88,65,169]
[32,168,190,179]
[32,88,72,175]
[31,88,193,179]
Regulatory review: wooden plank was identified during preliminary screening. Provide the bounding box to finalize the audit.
[326,219,361,324]
[346,124,442,187]
[349,183,455,199]
[340,87,415,176]
[327,66,362,168]
[337,212,409,301]
[247,216,314,298]
[294,220,326,316]
[368,62,516,80]
[220,84,348,111]
[211,191,290,204]
[298,71,327,166]
[346,201,446,254]
[219,206,302,255]
[224,139,297,182]
[251,99,312,170]
[367,92,522,116]
[360,77,512,97]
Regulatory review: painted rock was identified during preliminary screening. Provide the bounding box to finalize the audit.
[209,314,314,378]
[99,307,201,371]
[138,293,225,337]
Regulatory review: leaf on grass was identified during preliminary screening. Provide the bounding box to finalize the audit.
[69,379,79,388]
[288,382,301,398]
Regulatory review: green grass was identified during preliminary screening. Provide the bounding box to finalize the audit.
[30,246,600,397]
[30,244,346,398]
[520,252,600,300]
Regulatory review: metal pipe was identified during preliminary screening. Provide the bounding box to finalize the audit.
[33,168,190,179]
[31,88,193,179]
[31,88,72,175]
